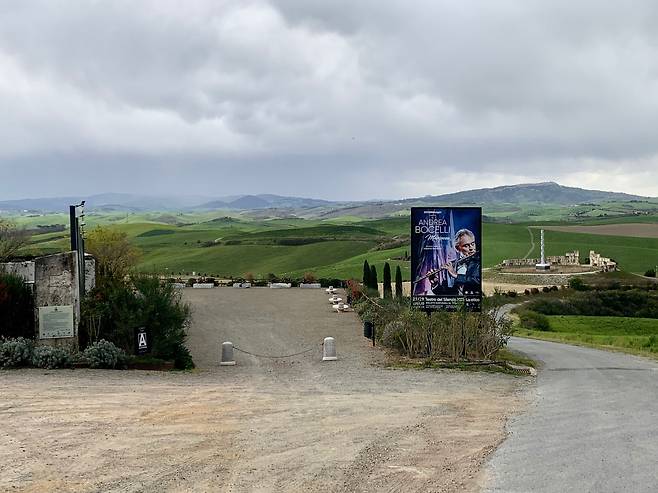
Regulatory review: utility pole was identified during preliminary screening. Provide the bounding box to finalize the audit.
[69,201,86,295]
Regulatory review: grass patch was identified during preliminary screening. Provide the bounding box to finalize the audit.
[494,348,537,368]
[515,315,658,359]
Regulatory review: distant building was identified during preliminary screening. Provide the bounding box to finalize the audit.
[589,251,617,272]
[501,251,579,268]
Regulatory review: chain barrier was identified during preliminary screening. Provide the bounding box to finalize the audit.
[233,344,321,359]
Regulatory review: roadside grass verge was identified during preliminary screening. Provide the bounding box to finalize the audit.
[515,315,658,359]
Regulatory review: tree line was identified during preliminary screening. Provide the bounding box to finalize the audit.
[362,259,403,299]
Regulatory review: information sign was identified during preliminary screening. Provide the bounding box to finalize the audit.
[38,305,75,339]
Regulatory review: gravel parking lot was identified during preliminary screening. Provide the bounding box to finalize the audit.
[0,288,526,492]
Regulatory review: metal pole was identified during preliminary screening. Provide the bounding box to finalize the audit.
[69,205,78,251]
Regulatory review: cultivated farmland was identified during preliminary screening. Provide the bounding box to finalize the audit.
[14,212,658,278]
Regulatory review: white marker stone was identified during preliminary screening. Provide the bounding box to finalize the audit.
[322,337,337,361]
[220,341,236,366]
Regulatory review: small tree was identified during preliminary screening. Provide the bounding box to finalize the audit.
[370,265,378,293]
[86,226,140,282]
[383,262,392,299]
[395,265,403,299]
[645,268,656,278]
[244,272,255,282]
[0,220,30,262]
[303,271,317,283]
[363,260,370,288]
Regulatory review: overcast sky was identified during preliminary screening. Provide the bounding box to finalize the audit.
[1,0,658,201]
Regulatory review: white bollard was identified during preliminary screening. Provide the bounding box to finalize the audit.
[220,341,236,366]
[322,337,337,361]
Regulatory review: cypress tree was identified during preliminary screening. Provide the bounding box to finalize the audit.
[395,265,403,299]
[383,262,392,299]
[363,259,370,287]
[370,265,378,292]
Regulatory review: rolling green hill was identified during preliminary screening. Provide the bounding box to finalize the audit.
[12,209,658,279]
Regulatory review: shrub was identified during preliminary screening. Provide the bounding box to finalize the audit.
[303,272,317,283]
[0,273,35,339]
[395,266,403,300]
[383,263,392,299]
[518,310,551,331]
[31,345,72,369]
[83,339,129,369]
[132,276,194,369]
[354,297,510,361]
[507,291,517,297]
[369,265,378,291]
[530,288,540,295]
[569,277,589,291]
[381,320,406,352]
[524,289,531,296]
[345,279,363,303]
[542,286,551,293]
[81,276,194,369]
[645,269,656,278]
[0,337,34,368]
[550,285,559,291]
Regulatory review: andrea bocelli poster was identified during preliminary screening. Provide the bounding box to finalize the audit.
[411,207,482,312]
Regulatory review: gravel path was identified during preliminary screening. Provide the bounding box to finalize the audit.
[0,288,526,492]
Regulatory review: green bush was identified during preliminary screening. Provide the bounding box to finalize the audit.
[525,289,658,318]
[31,345,72,369]
[568,277,589,291]
[0,337,34,368]
[83,339,129,369]
[518,310,551,331]
[645,269,656,278]
[0,273,34,339]
[81,276,194,369]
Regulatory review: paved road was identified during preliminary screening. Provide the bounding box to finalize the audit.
[485,337,658,492]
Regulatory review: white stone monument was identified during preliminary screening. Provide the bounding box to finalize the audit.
[535,229,551,271]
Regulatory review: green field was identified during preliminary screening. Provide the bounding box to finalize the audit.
[9,207,658,279]
[516,315,658,358]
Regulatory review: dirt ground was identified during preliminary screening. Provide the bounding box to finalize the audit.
[0,288,527,493]
[542,223,658,238]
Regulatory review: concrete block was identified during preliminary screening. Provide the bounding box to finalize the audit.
[220,341,236,366]
[322,337,337,361]
[269,283,292,289]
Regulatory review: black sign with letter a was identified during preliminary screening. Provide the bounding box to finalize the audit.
[135,327,149,355]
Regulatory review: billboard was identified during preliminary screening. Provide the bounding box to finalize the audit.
[411,207,482,312]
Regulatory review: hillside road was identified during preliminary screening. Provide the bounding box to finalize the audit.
[484,337,658,492]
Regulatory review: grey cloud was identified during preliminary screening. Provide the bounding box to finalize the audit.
[0,1,657,199]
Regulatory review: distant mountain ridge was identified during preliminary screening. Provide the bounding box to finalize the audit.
[0,183,650,214]
[408,182,646,205]
[0,192,336,213]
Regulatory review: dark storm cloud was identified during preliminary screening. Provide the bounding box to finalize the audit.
[1,0,657,199]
